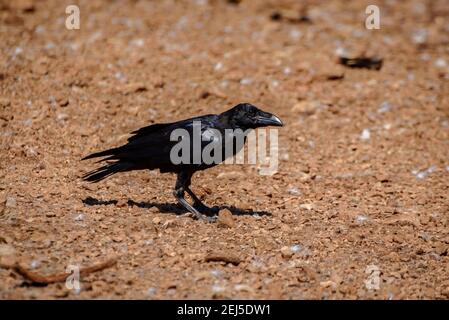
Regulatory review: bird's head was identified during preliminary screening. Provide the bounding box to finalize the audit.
[224,103,283,129]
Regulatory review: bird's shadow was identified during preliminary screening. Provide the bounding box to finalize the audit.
[82,196,271,217]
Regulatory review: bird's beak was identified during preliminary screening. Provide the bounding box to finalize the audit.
[255,112,284,127]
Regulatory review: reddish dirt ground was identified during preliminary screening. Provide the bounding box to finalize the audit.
[1,0,448,299]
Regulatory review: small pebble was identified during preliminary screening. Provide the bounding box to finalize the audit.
[5,197,16,208]
[356,214,369,223]
[57,113,69,121]
[290,244,303,253]
[115,72,126,82]
[283,67,292,75]
[360,129,371,141]
[281,246,293,258]
[214,62,223,71]
[288,187,300,196]
[25,146,37,157]
[35,25,45,34]
[335,47,348,57]
[378,101,392,113]
[415,171,427,179]
[48,96,57,107]
[234,284,252,292]
[411,29,427,44]
[289,29,302,40]
[14,47,23,56]
[45,42,56,50]
[147,287,157,296]
[240,78,252,85]
[300,203,313,211]
[427,165,437,174]
[212,285,225,293]
[413,166,437,179]
[30,260,41,269]
[74,213,84,221]
[167,288,176,295]
[210,269,223,278]
[130,39,144,47]
[217,209,235,228]
[434,58,447,69]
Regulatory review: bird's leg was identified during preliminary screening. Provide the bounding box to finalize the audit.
[182,172,218,215]
[173,172,215,222]
[185,187,219,215]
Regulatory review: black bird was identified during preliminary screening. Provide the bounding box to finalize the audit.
[82,103,283,221]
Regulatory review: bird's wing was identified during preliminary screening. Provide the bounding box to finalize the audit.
[96,114,220,165]
[127,114,219,142]
[128,122,175,142]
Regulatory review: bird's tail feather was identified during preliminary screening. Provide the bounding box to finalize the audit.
[82,147,120,160]
[82,162,130,182]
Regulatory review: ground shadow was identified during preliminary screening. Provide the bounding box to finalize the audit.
[82,196,271,217]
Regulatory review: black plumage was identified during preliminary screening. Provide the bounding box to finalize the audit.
[82,103,283,220]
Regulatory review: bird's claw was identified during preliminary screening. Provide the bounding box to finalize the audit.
[194,205,218,223]
[183,205,217,222]
[189,211,217,223]
[203,215,217,223]
[193,202,219,215]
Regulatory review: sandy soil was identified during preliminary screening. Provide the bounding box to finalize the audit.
[0,0,448,299]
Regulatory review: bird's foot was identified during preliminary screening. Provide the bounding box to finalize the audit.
[182,207,217,223]
[185,211,217,223]
[175,194,218,222]
[193,202,219,216]
[192,202,218,223]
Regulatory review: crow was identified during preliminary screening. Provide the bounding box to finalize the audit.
[82,103,283,221]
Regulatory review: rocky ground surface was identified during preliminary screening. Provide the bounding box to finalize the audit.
[0,0,448,299]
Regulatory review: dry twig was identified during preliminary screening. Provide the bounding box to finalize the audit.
[1,257,117,285]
